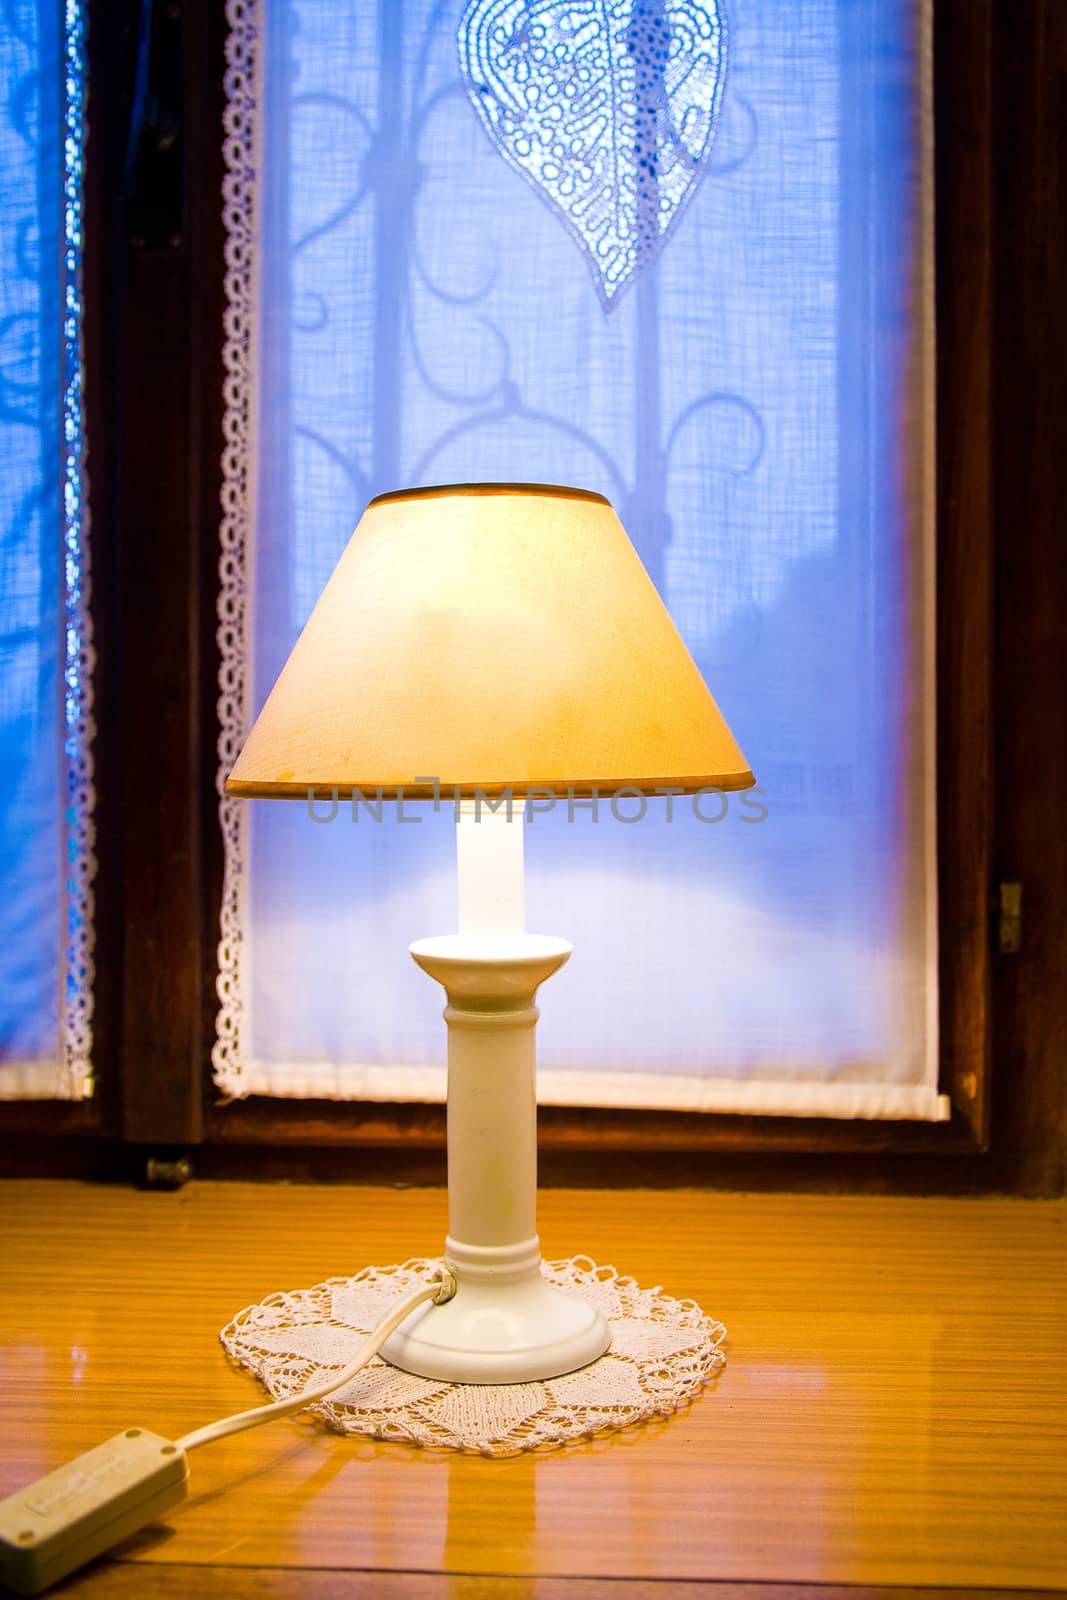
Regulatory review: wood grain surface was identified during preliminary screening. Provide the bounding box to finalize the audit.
[0,1182,1064,1594]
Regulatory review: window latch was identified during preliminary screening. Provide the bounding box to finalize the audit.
[996,880,1023,954]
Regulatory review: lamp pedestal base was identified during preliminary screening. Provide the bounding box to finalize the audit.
[379,931,610,1386]
[380,1235,609,1385]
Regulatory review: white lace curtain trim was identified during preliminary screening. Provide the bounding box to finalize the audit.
[214,0,261,1097]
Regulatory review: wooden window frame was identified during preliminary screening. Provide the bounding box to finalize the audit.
[4,0,1065,1196]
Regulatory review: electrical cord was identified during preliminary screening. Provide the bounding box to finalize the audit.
[0,1263,457,1595]
[177,1263,457,1452]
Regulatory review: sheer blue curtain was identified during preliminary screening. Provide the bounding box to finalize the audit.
[215,0,940,1118]
[0,1,92,1099]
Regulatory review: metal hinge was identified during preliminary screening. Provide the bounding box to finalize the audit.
[144,1153,194,1190]
[996,880,1023,954]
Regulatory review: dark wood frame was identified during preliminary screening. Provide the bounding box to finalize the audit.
[3,0,1065,1195]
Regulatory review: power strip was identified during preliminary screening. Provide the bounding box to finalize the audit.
[0,1430,188,1595]
[0,1270,451,1593]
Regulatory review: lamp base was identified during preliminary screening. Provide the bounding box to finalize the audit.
[380,1235,611,1384]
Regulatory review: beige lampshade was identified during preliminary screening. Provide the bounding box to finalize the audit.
[226,483,754,799]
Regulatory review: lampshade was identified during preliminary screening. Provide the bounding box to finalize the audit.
[226,483,753,799]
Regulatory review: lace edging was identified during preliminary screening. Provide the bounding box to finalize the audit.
[60,0,96,1099]
[213,0,262,1098]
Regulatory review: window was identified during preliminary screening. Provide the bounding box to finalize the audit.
[214,0,942,1123]
[6,0,1059,1194]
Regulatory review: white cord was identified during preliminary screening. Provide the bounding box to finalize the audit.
[176,1264,456,1453]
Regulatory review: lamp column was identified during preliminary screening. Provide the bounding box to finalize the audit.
[379,800,611,1384]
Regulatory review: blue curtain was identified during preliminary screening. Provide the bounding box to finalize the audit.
[0,0,90,1095]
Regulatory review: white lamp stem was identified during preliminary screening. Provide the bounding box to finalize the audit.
[448,805,536,1252]
[379,799,611,1384]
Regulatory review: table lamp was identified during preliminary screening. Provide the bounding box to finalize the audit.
[226,482,753,1385]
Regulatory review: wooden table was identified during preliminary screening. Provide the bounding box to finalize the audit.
[1,1181,1064,1597]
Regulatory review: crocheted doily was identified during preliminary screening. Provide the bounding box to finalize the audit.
[220,1257,726,1456]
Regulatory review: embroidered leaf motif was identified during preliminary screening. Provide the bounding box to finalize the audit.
[458,0,727,308]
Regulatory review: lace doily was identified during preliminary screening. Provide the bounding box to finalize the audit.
[221,1257,726,1456]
